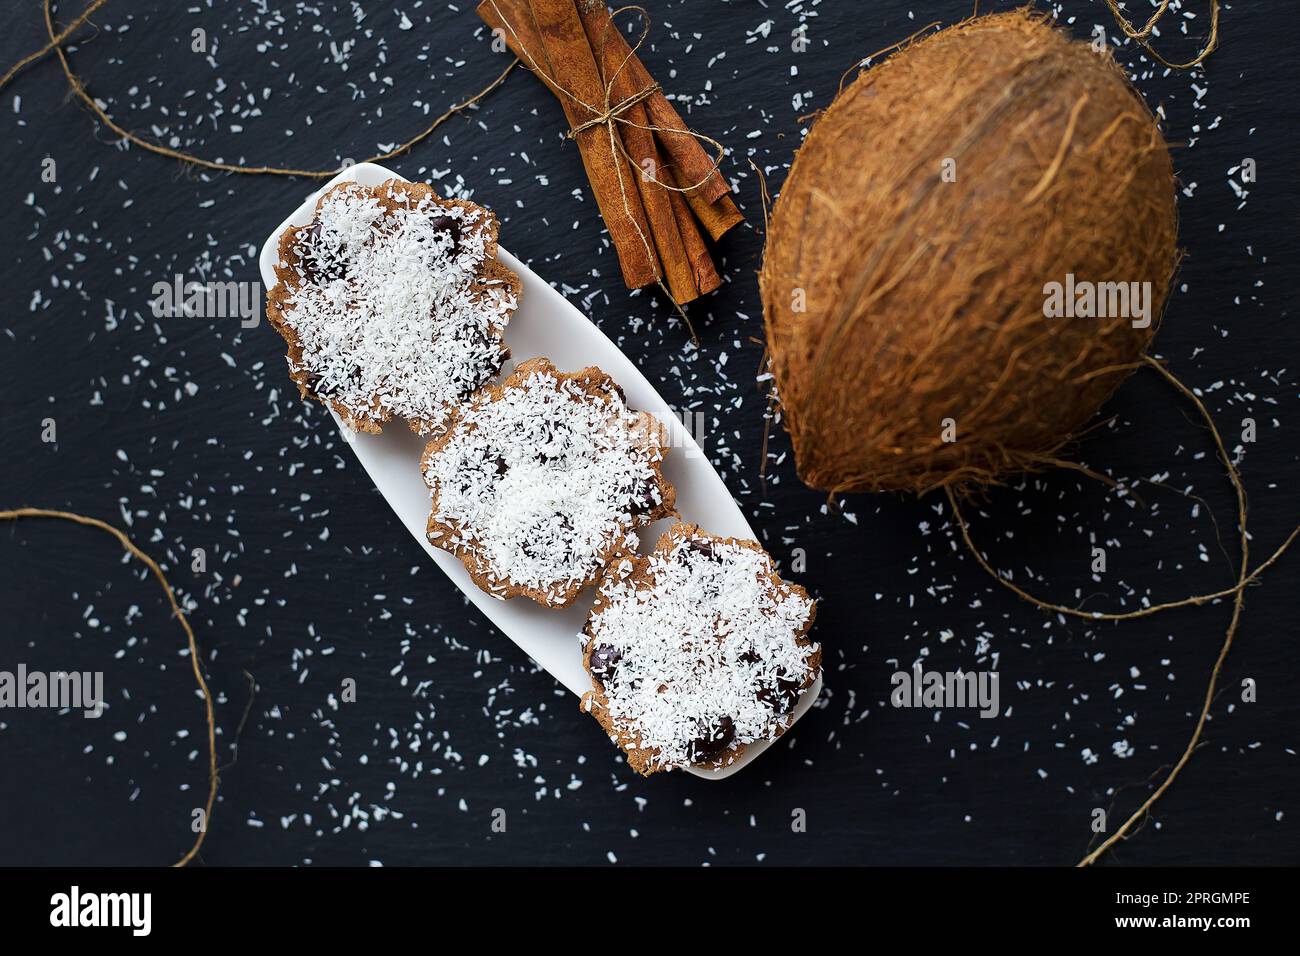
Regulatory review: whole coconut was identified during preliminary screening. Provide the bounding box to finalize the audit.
[758,11,1179,494]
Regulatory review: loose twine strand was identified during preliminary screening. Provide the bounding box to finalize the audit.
[0,0,518,178]
[1103,0,1220,70]
[944,355,1298,866]
[0,508,217,868]
[0,0,106,90]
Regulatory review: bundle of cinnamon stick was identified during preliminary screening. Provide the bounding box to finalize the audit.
[477,0,743,305]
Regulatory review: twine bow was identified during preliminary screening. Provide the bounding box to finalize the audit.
[565,80,661,139]
[1103,0,1219,69]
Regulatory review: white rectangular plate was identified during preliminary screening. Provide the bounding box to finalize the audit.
[258,162,820,779]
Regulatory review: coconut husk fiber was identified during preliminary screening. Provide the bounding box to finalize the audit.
[759,10,1179,495]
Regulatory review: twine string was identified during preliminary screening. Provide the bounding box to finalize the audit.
[566,82,660,137]
[944,356,1297,866]
[1108,0,1175,40]
[0,0,519,178]
[1103,0,1220,70]
[0,0,106,91]
[0,508,218,868]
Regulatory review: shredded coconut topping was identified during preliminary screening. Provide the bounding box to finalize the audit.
[585,531,818,770]
[422,363,669,605]
[277,182,516,432]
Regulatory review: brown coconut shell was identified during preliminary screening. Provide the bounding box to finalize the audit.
[758,11,1179,494]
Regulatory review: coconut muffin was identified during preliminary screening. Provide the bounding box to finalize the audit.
[420,357,676,608]
[266,178,521,435]
[580,523,819,775]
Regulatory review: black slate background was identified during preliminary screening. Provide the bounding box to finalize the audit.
[0,0,1295,867]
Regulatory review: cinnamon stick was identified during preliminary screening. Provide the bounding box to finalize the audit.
[667,182,721,298]
[645,99,730,205]
[481,0,661,289]
[673,165,744,242]
[576,1,698,303]
[575,0,731,204]
[641,142,699,303]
